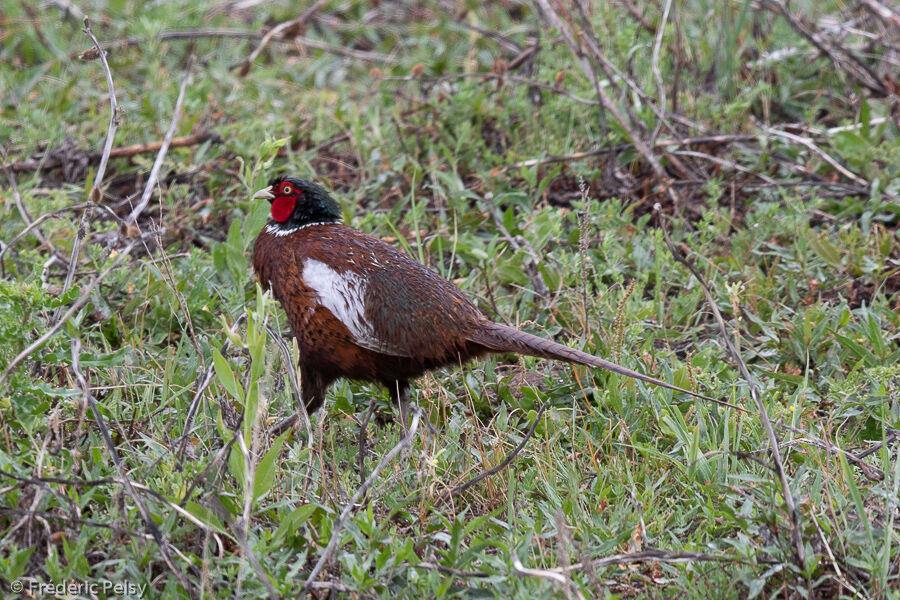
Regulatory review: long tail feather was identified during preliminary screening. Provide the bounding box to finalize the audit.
[469,322,742,410]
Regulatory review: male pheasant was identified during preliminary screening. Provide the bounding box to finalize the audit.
[252,176,715,424]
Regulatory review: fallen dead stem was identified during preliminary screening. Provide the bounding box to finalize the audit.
[1,152,67,267]
[418,399,552,506]
[547,548,740,573]
[654,205,805,568]
[0,203,122,275]
[233,0,330,76]
[126,54,196,225]
[264,324,314,444]
[0,231,158,391]
[81,17,119,203]
[503,134,758,171]
[760,0,887,96]
[176,313,247,464]
[536,0,685,209]
[779,424,885,481]
[859,0,900,27]
[71,335,196,597]
[7,133,221,174]
[513,554,587,600]
[302,408,422,592]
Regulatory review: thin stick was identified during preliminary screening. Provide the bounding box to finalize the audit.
[126,55,195,225]
[0,204,92,266]
[779,424,884,481]
[434,399,551,504]
[650,0,673,144]
[548,548,738,573]
[176,313,247,463]
[82,18,119,202]
[670,149,778,185]
[537,0,684,208]
[302,408,422,591]
[71,338,196,597]
[761,0,886,95]
[762,125,869,187]
[234,0,331,76]
[0,233,155,390]
[0,507,148,540]
[859,0,900,27]
[490,209,550,300]
[178,422,242,507]
[7,133,221,173]
[264,324,313,444]
[654,206,805,567]
[512,555,582,599]
[1,151,66,266]
[234,433,280,598]
[50,207,90,326]
[503,134,759,170]
[357,397,377,483]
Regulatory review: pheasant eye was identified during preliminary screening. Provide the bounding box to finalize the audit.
[282,184,293,195]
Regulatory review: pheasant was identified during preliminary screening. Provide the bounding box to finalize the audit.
[252,176,716,425]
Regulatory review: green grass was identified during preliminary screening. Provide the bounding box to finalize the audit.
[1,1,899,598]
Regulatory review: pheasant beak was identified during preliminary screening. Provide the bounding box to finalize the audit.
[252,186,275,201]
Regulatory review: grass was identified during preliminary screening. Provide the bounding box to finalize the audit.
[1,0,900,598]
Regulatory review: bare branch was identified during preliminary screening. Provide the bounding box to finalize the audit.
[859,0,900,27]
[1,150,66,266]
[50,207,90,327]
[7,133,221,174]
[650,0,673,143]
[430,399,551,504]
[176,313,247,463]
[71,337,196,597]
[548,548,738,573]
[535,0,685,209]
[126,55,196,225]
[654,206,805,568]
[762,125,869,187]
[0,232,156,390]
[302,408,422,591]
[82,18,119,202]
[234,0,332,76]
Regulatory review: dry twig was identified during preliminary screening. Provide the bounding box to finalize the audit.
[233,0,331,76]
[654,206,805,567]
[512,555,587,600]
[761,0,887,95]
[650,0,674,144]
[1,150,66,266]
[265,324,314,443]
[71,337,196,596]
[302,408,422,591]
[7,133,221,174]
[547,548,737,573]
[176,313,247,463]
[81,18,119,202]
[520,0,691,208]
[126,55,196,225]
[859,0,900,27]
[0,233,155,390]
[432,399,551,504]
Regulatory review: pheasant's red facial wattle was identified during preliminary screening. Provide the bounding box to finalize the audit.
[271,195,296,222]
[270,181,300,222]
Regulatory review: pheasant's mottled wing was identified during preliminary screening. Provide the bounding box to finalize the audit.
[356,238,484,361]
